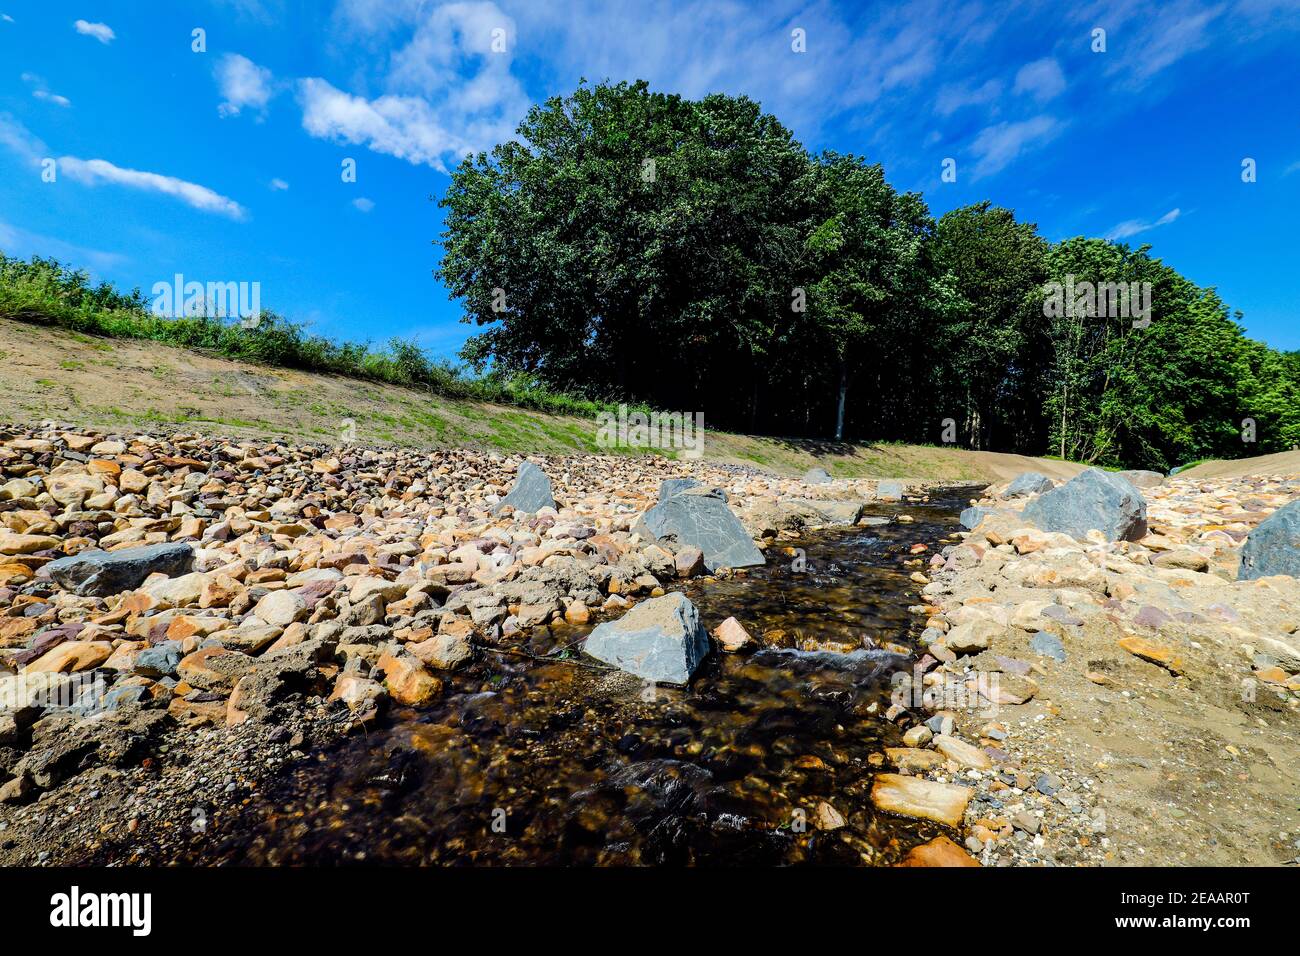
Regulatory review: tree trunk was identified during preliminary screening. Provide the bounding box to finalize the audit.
[834,362,847,441]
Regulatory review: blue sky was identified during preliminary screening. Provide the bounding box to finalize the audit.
[1,0,1298,358]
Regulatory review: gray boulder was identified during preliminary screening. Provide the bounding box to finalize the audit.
[493,461,556,514]
[45,543,194,597]
[1238,499,1300,580]
[134,641,182,678]
[959,506,990,530]
[1118,469,1165,489]
[1022,469,1148,542]
[876,480,905,501]
[1003,472,1053,498]
[658,477,700,501]
[638,488,765,572]
[583,592,710,684]
[803,467,832,484]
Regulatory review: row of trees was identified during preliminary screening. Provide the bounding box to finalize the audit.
[437,80,1299,471]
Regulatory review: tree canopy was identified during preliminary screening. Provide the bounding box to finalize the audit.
[438,79,1299,470]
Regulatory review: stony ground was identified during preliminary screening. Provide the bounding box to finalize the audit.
[1,419,1297,867]
[898,474,1300,866]
[0,420,896,864]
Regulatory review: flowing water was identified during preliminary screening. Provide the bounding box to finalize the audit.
[184,487,977,865]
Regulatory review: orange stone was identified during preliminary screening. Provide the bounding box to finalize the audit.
[898,835,981,867]
[1118,636,1185,675]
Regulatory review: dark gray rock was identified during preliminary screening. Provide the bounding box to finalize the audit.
[583,592,709,684]
[638,488,764,572]
[1119,469,1165,489]
[803,467,832,484]
[134,641,182,678]
[1022,469,1147,542]
[492,461,556,514]
[959,506,992,530]
[1238,499,1300,580]
[1003,472,1053,498]
[45,543,194,598]
[658,477,700,501]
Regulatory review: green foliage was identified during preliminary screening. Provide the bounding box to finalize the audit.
[437,80,1300,470]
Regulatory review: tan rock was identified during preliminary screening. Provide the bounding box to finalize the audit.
[0,533,60,555]
[871,773,972,827]
[933,735,993,770]
[22,640,114,674]
[712,616,755,652]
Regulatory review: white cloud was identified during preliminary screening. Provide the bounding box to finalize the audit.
[298,1,529,171]
[73,19,115,43]
[269,177,289,190]
[298,77,495,172]
[2,14,14,23]
[969,115,1063,178]
[216,53,275,118]
[58,157,248,220]
[1105,207,1181,240]
[352,197,375,212]
[1285,160,1300,177]
[1013,58,1065,102]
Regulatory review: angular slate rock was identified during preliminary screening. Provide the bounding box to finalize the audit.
[583,592,710,684]
[959,506,990,530]
[45,542,194,598]
[803,467,832,484]
[134,641,183,678]
[492,461,556,514]
[658,477,700,501]
[1022,469,1147,542]
[638,488,764,572]
[1003,472,1053,498]
[1238,499,1300,580]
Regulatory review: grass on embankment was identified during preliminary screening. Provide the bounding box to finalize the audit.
[1,317,1023,480]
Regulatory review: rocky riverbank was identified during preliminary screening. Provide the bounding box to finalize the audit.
[2,422,1298,867]
[897,471,1300,866]
[0,423,906,864]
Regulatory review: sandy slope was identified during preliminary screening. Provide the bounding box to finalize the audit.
[1182,448,1300,479]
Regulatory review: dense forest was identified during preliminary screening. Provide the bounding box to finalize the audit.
[439,80,1300,472]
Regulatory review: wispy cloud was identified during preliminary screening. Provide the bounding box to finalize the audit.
[22,73,72,107]
[0,112,47,165]
[1105,207,1181,240]
[935,78,1002,116]
[0,218,126,270]
[969,115,1063,179]
[352,197,374,212]
[1013,58,1065,102]
[58,157,248,220]
[73,19,115,44]
[269,177,290,190]
[216,53,275,118]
